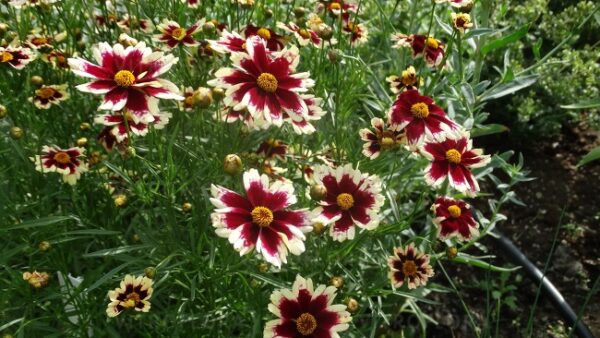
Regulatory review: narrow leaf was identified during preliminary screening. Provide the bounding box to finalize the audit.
[1,215,76,232]
[481,24,529,55]
[471,124,509,137]
[577,146,600,167]
[560,98,600,109]
[480,75,538,101]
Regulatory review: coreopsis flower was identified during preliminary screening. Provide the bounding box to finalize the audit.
[9,0,58,8]
[98,127,127,153]
[388,244,434,289]
[26,34,54,50]
[285,94,326,134]
[180,86,195,111]
[257,139,288,161]
[435,0,473,8]
[386,66,420,94]
[343,21,369,45]
[209,29,246,54]
[244,25,287,51]
[264,275,352,338]
[42,49,70,68]
[420,131,491,194]
[23,271,50,288]
[451,13,473,33]
[94,110,172,142]
[391,33,445,67]
[184,0,199,7]
[387,89,457,146]
[69,42,182,115]
[318,0,358,17]
[306,13,327,32]
[207,36,315,128]
[29,84,69,109]
[277,22,326,47]
[262,161,288,180]
[311,164,385,241]
[432,197,479,241]
[359,118,406,159]
[155,20,202,48]
[210,169,311,267]
[106,274,153,317]
[0,46,35,70]
[117,14,154,33]
[31,145,88,185]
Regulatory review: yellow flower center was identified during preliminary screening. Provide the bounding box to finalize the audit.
[36,87,56,99]
[410,102,429,119]
[296,312,317,336]
[122,292,140,309]
[401,68,417,86]
[426,36,439,49]
[336,193,354,211]
[123,110,135,122]
[32,37,49,45]
[257,28,272,40]
[446,149,462,164]
[448,205,462,218]
[113,70,136,87]
[329,3,342,11]
[171,27,187,41]
[402,260,418,277]
[257,73,278,93]
[298,29,311,39]
[380,136,395,148]
[1,51,14,63]
[184,95,194,106]
[251,206,274,227]
[53,151,71,164]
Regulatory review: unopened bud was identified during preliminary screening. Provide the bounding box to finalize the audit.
[30,75,44,86]
[10,126,23,139]
[76,137,88,147]
[38,241,51,252]
[446,246,458,260]
[223,154,243,175]
[345,297,359,313]
[310,184,327,200]
[144,267,156,279]
[330,276,344,288]
[114,194,127,208]
[193,87,213,108]
[182,202,192,213]
[312,222,326,235]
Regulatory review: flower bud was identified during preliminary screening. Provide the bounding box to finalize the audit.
[330,276,344,288]
[202,21,216,33]
[224,154,243,175]
[113,194,127,208]
[0,104,6,119]
[38,241,51,252]
[0,23,8,34]
[76,137,88,147]
[193,87,213,108]
[79,122,91,131]
[312,222,326,235]
[345,297,359,313]
[182,202,192,213]
[310,184,327,200]
[327,49,340,63]
[264,9,273,18]
[144,267,156,279]
[293,7,306,18]
[459,0,474,13]
[9,127,23,139]
[211,87,225,101]
[258,262,269,273]
[446,246,458,260]
[30,75,44,86]
[317,25,334,40]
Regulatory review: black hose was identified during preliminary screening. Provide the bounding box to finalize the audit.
[491,230,595,338]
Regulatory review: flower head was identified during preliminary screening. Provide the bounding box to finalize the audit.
[452,13,473,33]
[156,20,202,48]
[420,131,491,194]
[106,274,153,317]
[387,89,457,146]
[388,244,434,289]
[244,25,287,51]
[210,169,310,267]
[69,42,182,116]
[386,65,420,94]
[264,275,352,338]
[391,33,445,67]
[435,0,473,8]
[343,21,369,45]
[359,118,406,159]
[432,197,479,241]
[23,271,50,288]
[277,22,328,47]
[29,84,69,109]
[209,29,247,54]
[0,46,35,70]
[94,109,172,142]
[31,145,88,185]
[311,164,385,241]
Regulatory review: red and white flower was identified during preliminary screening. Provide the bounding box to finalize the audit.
[311,164,385,241]
[388,244,434,289]
[244,25,287,51]
[31,146,88,185]
[359,118,406,159]
[69,42,182,115]
[184,0,199,8]
[391,33,445,67]
[117,14,154,33]
[284,94,326,134]
[387,89,457,146]
[25,34,54,50]
[0,46,35,70]
[420,131,491,194]
[208,36,314,127]
[277,22,326,47]
[257,138,288,161]
[94,110,172,142]
[155,20,202,48]
[386,65,420,94]
[318,0,358,17]
[179,86,195,111]
[210,169,311,267]
[343,21,369,46]
[106,274,153,317]
[264,275,351,338]
[432,197,479,241]
[29,84,69,109]
[209,30,247,54]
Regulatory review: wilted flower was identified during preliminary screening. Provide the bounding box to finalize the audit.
[359,117,406,159]
[210,169,311,267]
[256,139,288,161]
[277,22,330,47]
[386,66,420,94]
[391,34,445,67]
[432,197,479,241]
[155,20,202,48]
[106,274,153,317]
[388,244,434,289]
[264,275,352,338]
[452,12,473,32]
[387,89,457,146]
[0,46,35,70]
[343,21,369,45]
[116,14,154,33]
[420,131,491,194]
[23,271,50,288]
[311,164,385,241]
[29,84,69,109]
[31,146,88,185]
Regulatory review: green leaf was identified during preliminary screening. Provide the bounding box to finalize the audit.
[464,28,496,40]
[452,254,521,273]
[82,244,152,258]
[532,39,543,60]
[85,260,139,293]
[577,146,600,167]
[481,24,529,55]
[471,124,509,137]
[0,215,76,232]
[560,97,600,109]
[480,75,538,101]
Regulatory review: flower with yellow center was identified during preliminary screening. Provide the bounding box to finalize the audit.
[298,29,311,39]
[380,136,395,148]
[32,37,49,46]
[1,51,14,63]
[447,205,462,218]
[251,206,274,227]
[257,73,278,93]
[36,87,56,99]
[171,27,187,41]
[256,28,272,40]
[425,36,439,49]
[401,67,418,86]
[329,3,342,11]
[53,151,71,164]
[296,313,317,335]
[410,102,430,119]
[402,260,418,277]
[336,193,354,211]
[122,292,141,309]
[113,70,136,87]
[445,149,462,164]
